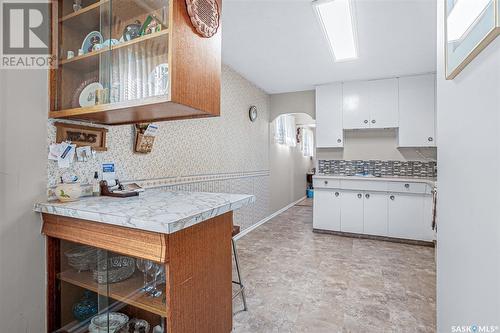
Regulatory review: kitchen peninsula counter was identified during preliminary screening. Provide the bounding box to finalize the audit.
[34,189,255,234]
[35,189,255,333]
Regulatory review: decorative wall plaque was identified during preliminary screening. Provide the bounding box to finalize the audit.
[185,0,220,38]
[54,122,108,151]
[134,124,156,154]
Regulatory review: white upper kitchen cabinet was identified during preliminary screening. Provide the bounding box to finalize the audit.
[340,191,364,233]
[398,74,436,147]
[315,83,344,148]
[368,78,399,128]
[342,81,371,129]
[343,78,399,130]
[313,189,341,231]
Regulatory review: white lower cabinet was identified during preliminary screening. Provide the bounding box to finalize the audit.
[313,189,341,231]
[363,192,388,236]
[387,193,425,240]
[340,191,364,233]
[312,177,435,242]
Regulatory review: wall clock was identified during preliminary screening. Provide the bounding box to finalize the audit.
[185,0,220,38]
[249,106,258,122]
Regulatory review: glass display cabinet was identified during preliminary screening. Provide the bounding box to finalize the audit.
[49,0,222,125]
[42,211,234,333]
[50,240,166,333]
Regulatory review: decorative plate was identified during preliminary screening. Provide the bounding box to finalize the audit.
[148,63,169,96]
[185,0,220,38]
[78,81,103,108]
[81,31,103,54]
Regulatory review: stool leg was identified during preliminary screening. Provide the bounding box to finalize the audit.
[232,238,248,312]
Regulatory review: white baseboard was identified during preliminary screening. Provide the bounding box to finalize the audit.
[234,196,307,241]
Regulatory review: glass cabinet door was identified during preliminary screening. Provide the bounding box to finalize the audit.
[52,239,167,333]
[53,0,169,112]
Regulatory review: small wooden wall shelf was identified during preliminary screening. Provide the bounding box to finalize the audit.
[50,0,222,125]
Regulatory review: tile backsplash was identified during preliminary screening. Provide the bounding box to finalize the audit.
[317,160,437,178]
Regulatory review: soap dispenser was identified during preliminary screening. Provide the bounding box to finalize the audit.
[92,171,100,196]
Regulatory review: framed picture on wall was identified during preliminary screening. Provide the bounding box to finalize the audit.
[445,0,500,79]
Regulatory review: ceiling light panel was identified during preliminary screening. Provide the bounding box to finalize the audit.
[313,0,358,62]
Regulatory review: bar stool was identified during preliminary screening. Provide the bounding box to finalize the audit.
[232,225,248,313]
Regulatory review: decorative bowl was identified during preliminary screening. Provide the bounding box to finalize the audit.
[93,256,135,284]
[55,182,81,202]
[89,312,129,333]
[119,318,150,333]
[72,290,98,321]
[64,245,98,272]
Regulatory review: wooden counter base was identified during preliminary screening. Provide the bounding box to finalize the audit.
[42,212,233,333]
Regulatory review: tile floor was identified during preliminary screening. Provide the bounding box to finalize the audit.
[232,203,436,333]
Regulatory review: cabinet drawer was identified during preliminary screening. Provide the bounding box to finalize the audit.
[387,182,428,194]
[313,178,341,189]
[340,180,388,192]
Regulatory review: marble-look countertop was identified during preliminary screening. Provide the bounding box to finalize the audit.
[313,174,436,186]
[34,189,255,234]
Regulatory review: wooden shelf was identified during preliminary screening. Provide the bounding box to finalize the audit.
[58,269,167,317]
[59,30,168,69]
[59,0,167,27]
[59,0,108,23]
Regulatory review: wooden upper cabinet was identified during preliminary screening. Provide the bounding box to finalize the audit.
[49,0,221,125]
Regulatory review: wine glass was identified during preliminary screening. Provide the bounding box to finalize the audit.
[149,264,165,297]
[136,259,154,292]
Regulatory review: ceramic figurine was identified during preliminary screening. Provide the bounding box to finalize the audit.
[123,21,142,41]
[88,35,101,53]
[73,0,82,12]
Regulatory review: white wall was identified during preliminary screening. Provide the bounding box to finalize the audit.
[270,90,315,121]
[269,140,312,212]
[316,129,437,161]
[0,70,47,331]
[436,1,500,330]
[269,116,313,212]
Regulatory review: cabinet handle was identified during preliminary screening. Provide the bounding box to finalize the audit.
[371,119,376,124]
[428,137,434,142]
[337,138,342,143]
[364,120,368,124]
[335,192,339,197]
[390,195,395,200]
[404,183,410,189]
[324,180,328,185]
[365,193,370,199]
[357,193,362,199]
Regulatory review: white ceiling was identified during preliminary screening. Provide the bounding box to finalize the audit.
[222,0,437,94]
